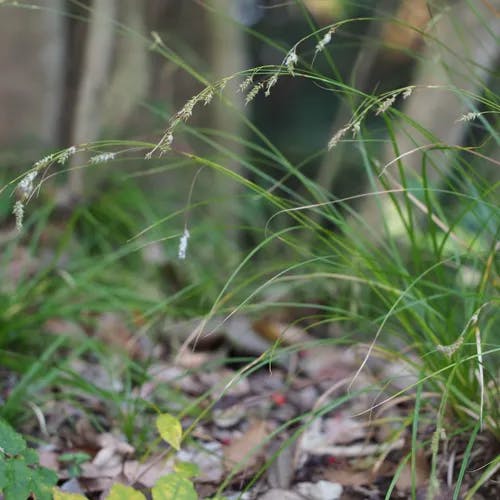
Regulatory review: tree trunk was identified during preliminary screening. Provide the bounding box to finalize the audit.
[69,0,117,197]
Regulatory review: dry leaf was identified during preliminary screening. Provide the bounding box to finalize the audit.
[199,368,251,399]
[299,346,356,380]
[223,419,269,470]
[225,316,272,355]
[213,402,247,428]
[38,449,60,471]
[95,312,140,357]
[267,442,295,489]
[123,458,173,488]
[323,415,366,445]
[395,449,429,492]
[324,467,373,487]
[252,318,312,345]
[295,480,343,500]
[259,489,304,500]
[177,441,224,483]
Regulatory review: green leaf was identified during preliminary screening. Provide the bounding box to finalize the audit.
[3,480,31,500]
[0,459,7,490]
[3,458,30,500]
[30,466,58,500]
[23,448,39,465]
[59,452,91,465]
[53,488,88,500]
[152,473,197,500]
[0,453,57,499]
[174,461,199,478]
[0,419,27,455]
[156,414,182,451]
[106,483,146,500]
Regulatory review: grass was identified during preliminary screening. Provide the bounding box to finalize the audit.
[1,1,499,498]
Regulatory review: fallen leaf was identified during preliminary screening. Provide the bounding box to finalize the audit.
[199,368,251,399]
[252,318,312,345]
[177,442,224,483]
[123,458,173,488]
[259,489,304,500]
[324,467,372,487]
[225,316,272,355]
[323,415,366,445]
[395,449,429,492]
[143,364,204,397]
[80,461,122,480]
[97,433,135,456]
[38,449,60,472]
[299,346,356,380]
[267,442,295,489]
[212,402,247,428]
[57,478,85,494]
[175,350,212,369]
[95,312,141,358]
[295,480,343,500]
[223,420,269,471]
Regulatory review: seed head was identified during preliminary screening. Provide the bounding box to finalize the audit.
[245,82,263,105]
[285,48,298,75]
[402,86,415,99]
[58,146,77,164]
[17,170,38,200]
[178,228,190,260]
[328,126,350,150]
[13,201,24,231]
[315,28,335,54]
[457,112,480,123]
[351,120,361,137]
[90,152,116,164]
[239,75,254,92]
[34,154,54,169]
[265,73,279,97]
[376,95,396,115]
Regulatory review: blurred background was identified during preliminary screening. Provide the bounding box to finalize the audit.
[0,0,498,273]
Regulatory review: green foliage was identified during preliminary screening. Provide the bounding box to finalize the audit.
[0,419,57,500]
[107,483,147,500]
[149,413,198,500]
[156,413,183,451]
[55,413,201,500]
[1,1,499,497]
[52,489,87,500]
[58,452,91,479]
[152,473,198,500]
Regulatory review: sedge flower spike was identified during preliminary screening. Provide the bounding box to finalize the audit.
[457,112,480,123]
[17,171,38,200]
[376,95,396,115]
[178,228,190,260]
[284,47,298,75]
[90,152,116,164]
[13,201,24,231]
[315,28,335,54]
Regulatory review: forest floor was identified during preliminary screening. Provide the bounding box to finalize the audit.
[4,287,498,499]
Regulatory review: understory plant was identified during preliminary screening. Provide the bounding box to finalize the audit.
[1,1,499,497]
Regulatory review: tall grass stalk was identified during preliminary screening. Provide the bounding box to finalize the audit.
[3,0,499,495]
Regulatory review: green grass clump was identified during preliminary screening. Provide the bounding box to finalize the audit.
[1,1,499,497]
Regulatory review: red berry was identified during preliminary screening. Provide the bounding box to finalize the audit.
[271,392,286,406]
